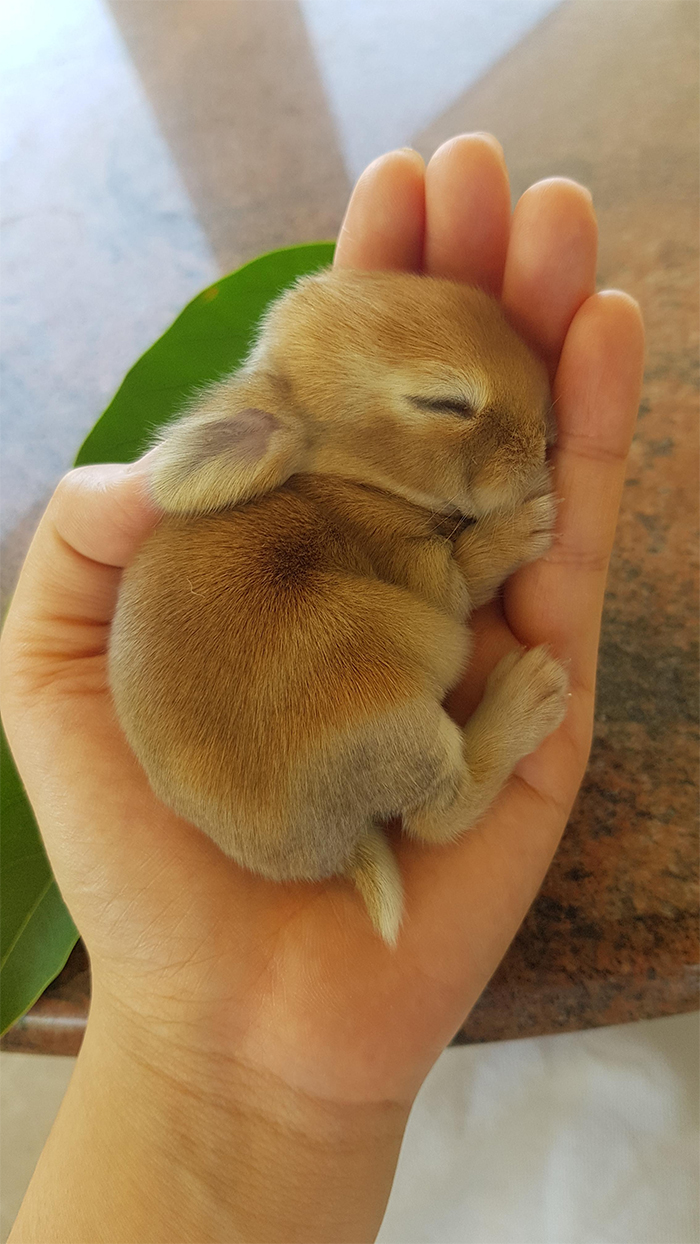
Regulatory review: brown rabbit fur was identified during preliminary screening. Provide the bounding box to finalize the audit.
[109,269,568,943]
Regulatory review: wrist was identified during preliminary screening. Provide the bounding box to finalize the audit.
[95,986,410,1243]
[13,981,410,1243]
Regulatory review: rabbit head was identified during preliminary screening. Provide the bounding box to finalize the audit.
[151,269,552,519]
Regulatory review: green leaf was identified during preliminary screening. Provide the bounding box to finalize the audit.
[75,241,336,466]
[1,242,335,1035]
[0,726,78,1034]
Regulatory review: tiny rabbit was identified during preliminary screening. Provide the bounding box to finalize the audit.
[109,270,568,943]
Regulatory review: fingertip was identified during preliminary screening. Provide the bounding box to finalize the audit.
[126,445,163,472]
[503,177,598,367]
[51,460,162,569]
[430,130,505,165]
[335,148,426,272]
[123,448,168,514]
[555,290,646,439]
[470,131,505,160]
[393,146,427,172]
[522,175,594,206]
[424,132,510,291]
[562,288,645,365]
[594,287,645,337]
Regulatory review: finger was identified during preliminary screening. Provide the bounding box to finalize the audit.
[334,148,425,272]
[505,290,645,691]
[502,178,598,374]
[0,458,161,671]
[51,453,161,567]
[398,759,575,1031]
[399,292,643,996]
[423,133,511,294]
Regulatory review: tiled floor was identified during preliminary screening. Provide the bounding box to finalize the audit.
[2,0,563,607]
[299,0,559,177]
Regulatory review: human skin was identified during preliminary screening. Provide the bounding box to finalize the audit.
[1,134,644,1243]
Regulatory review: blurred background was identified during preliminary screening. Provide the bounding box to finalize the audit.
[1,2,698,1241]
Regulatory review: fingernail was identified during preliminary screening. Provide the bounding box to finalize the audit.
[122,448,164,509]
[533,176,593,204]
[469,132,505,158]
[123,446,161,474]
[358,147,425,182]
[434,132,505,161]
[396,147,426,167]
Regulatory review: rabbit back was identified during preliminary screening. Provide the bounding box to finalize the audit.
[109,477,468,882]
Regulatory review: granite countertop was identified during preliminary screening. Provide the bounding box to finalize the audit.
[4,193,697,1054]
[2,0,697,1056]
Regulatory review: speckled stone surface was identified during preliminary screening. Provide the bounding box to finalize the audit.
[431,0,700,1043]
[2,0,697,1055]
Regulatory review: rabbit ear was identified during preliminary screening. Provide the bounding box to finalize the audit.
[150,394,308,516]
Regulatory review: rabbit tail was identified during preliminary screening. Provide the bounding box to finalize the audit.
[348,825,403,946]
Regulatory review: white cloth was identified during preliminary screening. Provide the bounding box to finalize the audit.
[378,1012,699,1244]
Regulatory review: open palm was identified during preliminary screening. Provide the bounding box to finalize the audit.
[0,136,643,1113]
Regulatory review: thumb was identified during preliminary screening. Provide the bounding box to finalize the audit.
[1,454,162,696]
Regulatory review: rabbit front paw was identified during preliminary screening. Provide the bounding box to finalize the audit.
[509,492,557,566]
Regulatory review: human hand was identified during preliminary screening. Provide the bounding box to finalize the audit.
[1,136,643,1243]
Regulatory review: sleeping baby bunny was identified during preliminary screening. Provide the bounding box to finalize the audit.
[109,270,568,944]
